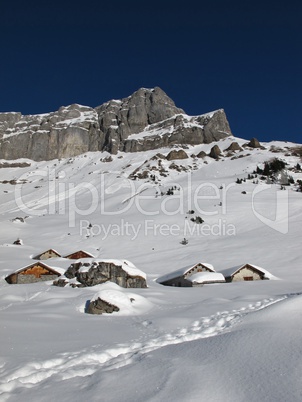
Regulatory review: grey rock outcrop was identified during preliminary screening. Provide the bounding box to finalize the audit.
[53,278,70,287]
[166,149,189,160]
[97,87,184,154]
[122,109,232,153]
[196,150,207,158]
[86,298,120,315]
[247,138,261,148]
[0,104,100,161]
[61,260,147,288]
[225,141,243,152]
[0,112,22,135]
[0,87,233,160]
[209,145,222,159]
[0,161,31,168]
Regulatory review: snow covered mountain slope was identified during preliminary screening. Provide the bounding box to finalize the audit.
[0,136,302,401]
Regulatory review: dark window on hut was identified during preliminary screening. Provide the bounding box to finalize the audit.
[244,276,253,281]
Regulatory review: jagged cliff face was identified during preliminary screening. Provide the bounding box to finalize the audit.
[0,87,233,161]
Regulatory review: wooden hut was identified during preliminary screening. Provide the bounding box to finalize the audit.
[222,263,274,282]
[5,262,63,284]
[157,263,216,287]
[34,248,61,260]
[64,250,95,260]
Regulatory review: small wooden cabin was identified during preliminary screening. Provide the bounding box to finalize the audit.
[223,263,273,282]
[34,249,61,260]
[64,250,95,260]
[157,263,216,287]
[5,262,62,284]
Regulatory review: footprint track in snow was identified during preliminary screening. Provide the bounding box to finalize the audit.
[0,295,290,397]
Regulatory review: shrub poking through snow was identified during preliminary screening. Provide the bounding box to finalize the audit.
[190,216,204,224]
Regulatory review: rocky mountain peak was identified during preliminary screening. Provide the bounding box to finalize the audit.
[95,86,185,153]
[0,87,233,160]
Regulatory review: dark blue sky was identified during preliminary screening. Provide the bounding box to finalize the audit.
[1,1,301,143]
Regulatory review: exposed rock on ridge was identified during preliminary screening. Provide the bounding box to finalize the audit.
[96,87,184,154]
[0,87,233,160]
[122,108,232,153]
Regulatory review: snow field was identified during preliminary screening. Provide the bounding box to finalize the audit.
[1,137,302,401]
[0,294,291,400]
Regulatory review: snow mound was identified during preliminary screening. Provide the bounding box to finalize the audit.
[90,283,152,315]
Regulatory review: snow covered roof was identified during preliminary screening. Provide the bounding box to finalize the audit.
[220,263,277,280]
[156,263,215,283]
[43,265,66,276]
[35,248,61,258]
[186,263,215,273]
[64,250,95,259]
[76,258,147,279]
[6,261,65,277]
[188,272,226,284]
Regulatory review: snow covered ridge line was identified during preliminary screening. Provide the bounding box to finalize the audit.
[14,168,289,234]
[0,295,291,396]
[0,87,232,159]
